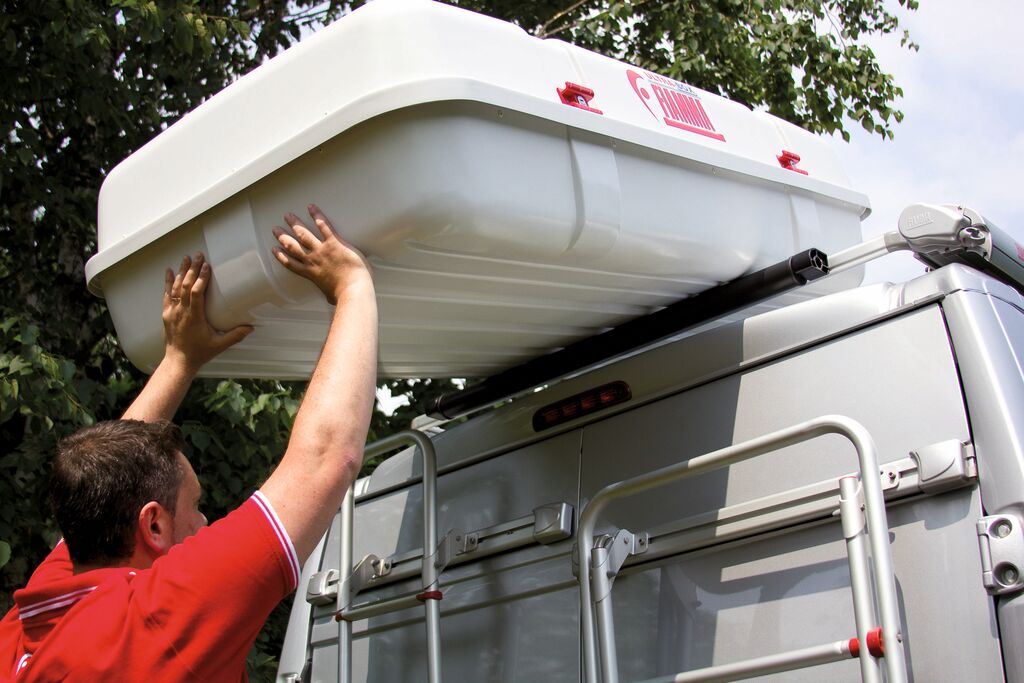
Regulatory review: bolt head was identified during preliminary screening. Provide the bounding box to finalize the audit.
[999,565,1020,586]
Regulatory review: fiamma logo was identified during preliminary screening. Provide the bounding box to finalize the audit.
[905,211,934,229]
[627,69,725,142]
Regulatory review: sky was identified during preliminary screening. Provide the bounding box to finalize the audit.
[832,0,1024,284]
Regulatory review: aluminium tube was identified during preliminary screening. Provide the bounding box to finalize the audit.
[826,232,908,276]
[635,639,854,683]
[419,433,442,683]
[590,544,621,683]
[577,415,907,683]
[339,430,442,683]
[340,593,424,622]
[338,486,354,683]
[839,476,883,683]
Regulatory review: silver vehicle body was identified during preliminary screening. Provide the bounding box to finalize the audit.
[278,263,1024,682]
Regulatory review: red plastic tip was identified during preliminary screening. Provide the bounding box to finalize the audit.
[416,590,444,602]
[849,627,886,658]
[866,627,885,657]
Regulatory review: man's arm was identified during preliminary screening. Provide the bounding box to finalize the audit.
[122,253,253,422]
[259,205,378,564]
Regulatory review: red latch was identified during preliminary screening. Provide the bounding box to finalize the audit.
[777,150,808,175]
[416,590,444,602]
[557,82,603,115]
[848,627,886,658]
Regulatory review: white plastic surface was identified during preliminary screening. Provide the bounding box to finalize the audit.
[88,0,869,379]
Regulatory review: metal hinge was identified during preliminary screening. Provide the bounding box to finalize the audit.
[590,529,649,601]
[977,514,1024,595]
[306,554,394,607]
[435,529,480,572]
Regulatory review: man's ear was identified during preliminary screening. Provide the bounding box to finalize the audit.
[137,500,175,557]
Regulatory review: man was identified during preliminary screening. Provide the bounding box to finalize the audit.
[0,205,378,681]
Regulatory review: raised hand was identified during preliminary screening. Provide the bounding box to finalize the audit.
[162,253,253,374]
[272,204,371,305]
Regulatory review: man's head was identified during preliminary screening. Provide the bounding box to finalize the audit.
[50,419,207,569]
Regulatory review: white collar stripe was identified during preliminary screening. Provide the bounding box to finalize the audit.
[252,491,300,590]
[18,586,97,620]
[20,585,95,612]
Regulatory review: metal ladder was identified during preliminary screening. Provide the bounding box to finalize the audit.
[577,415,909,683]
[334,430,443,683]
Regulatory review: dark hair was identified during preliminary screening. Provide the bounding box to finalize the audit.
[50,419,185,566]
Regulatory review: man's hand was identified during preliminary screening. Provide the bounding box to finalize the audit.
[122,256,253,423]
[163,253,254,374]
[272,204,372,305]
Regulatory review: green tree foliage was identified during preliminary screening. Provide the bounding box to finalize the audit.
[476,0,920,140]
[1,0,916,679]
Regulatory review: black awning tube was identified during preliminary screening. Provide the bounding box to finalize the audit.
[428,248,829,420]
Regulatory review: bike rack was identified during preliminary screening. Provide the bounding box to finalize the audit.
[577,415,908,683]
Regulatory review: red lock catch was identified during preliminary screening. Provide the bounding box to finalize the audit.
[557,82,603,115]
[777,149,809,175]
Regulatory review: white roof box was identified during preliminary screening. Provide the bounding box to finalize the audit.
[87,0,869,379]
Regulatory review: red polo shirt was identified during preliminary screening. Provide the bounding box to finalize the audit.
[0,491,300,682]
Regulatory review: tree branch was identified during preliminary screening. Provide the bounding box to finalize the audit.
[538,0,598,38]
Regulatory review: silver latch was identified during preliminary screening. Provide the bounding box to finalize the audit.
[306,569,340,606]
[977,514,1024,595]
[910,440,977,494]
[533,502,573,544]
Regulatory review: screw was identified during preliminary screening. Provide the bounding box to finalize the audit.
[995,521,1013,538]
[999,565,1020,586]
[888,472,897,482]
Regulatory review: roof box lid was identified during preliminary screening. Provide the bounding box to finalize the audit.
[87,0,866,289]
[86,0,869,379]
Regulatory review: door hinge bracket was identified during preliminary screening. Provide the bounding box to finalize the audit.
[978,514,1024,595]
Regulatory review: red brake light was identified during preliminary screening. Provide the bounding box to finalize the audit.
[532,381,631,431]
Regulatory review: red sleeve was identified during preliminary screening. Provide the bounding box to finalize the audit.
[131,492,301,678]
